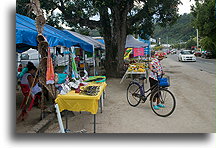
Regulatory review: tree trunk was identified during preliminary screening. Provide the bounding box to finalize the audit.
[98,6,116,77]
[103,5,129,78]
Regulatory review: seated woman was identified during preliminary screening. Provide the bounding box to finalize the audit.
[20,65,42,106]
[18,62,35,79]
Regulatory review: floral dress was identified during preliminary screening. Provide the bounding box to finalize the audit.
[149,58,163,81]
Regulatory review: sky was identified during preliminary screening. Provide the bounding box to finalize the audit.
[90,0,196,21]
[178,0,195,14]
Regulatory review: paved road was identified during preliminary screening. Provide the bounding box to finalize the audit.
[169,54,216,75]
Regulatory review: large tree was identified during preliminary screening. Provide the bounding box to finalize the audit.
[17,0,181,77]
[191,0,216,56]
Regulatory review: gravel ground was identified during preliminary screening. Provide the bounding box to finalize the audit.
[44,56,216,133]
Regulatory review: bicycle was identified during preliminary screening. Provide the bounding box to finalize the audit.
[126,74,176,117]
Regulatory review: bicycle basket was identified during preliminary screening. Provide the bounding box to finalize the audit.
[158,76,170,87]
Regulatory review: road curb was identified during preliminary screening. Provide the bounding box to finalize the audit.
[27,113,56,133]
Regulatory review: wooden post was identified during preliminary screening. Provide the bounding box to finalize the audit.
[30,0,57,119]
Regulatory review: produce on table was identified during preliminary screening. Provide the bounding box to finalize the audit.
[127,63,148,72]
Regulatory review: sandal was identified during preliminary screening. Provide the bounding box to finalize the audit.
[153,105,160,110]
[157,104,165,108]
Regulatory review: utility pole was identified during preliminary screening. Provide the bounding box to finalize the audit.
[196,29,200,52]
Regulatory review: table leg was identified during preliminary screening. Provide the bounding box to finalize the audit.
[55,104,65,133]
[103,90,106,99]
[120,72,127,84]
[65,110,68,130]
[100,96,103,113]
[93,114,96,133]
[101,91,104,107]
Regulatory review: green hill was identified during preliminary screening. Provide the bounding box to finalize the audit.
[153,13,196,44]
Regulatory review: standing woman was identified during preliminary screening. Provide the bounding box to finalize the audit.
[149,52,165,110]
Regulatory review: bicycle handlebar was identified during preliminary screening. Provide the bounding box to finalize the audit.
[153,72,164,78]
[158,73,164,78]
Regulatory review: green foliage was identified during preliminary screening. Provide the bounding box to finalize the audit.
[200,37,216,56]
[16,0,180,40]
[185,38,197,49]
[191,0,216,38]
[16,0,36,19]
[172,43,186,50]
[46,14,64,29]
[191,0,216,56]
[153,13,196,44]
[73,28,100,36]
[153,46,163,51]
[75,28,90,36]
[89,29,101,37]
[127,0,181,39]
[171,43,180,49]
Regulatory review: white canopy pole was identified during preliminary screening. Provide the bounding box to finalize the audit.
[55,104,65,133]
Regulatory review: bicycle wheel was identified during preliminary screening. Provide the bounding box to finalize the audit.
[150,88,176,117]
[127,82,142,107]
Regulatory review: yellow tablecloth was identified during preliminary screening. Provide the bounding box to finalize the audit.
[55,82,107,114]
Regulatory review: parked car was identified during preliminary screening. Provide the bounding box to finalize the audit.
[178,50,196,62]
[194,50,202,57]
[171,49,177,54]
[201,51,213,59]
[166,49,171,54]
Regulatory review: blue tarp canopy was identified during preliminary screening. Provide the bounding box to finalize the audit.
[62,30,95,53]
[138,37,151,55]
[63,30,105,50]
[95,39,105,44]
[16,13,93,53]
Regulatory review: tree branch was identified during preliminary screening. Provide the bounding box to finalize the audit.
[52,0,66,14]
[65,17,100,29]
[128,7,151,26]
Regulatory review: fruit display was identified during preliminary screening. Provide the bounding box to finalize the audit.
[127,63,148,72]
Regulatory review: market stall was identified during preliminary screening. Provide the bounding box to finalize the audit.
[55,81,107,133]
[16,12,89,121]
[121,35,150,83]
[120,63,149,84]
[53,49,107,133]
[16,10,108,133]
[63,30,105,76]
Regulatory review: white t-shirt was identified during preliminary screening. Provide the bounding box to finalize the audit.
[21,73,41,95]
